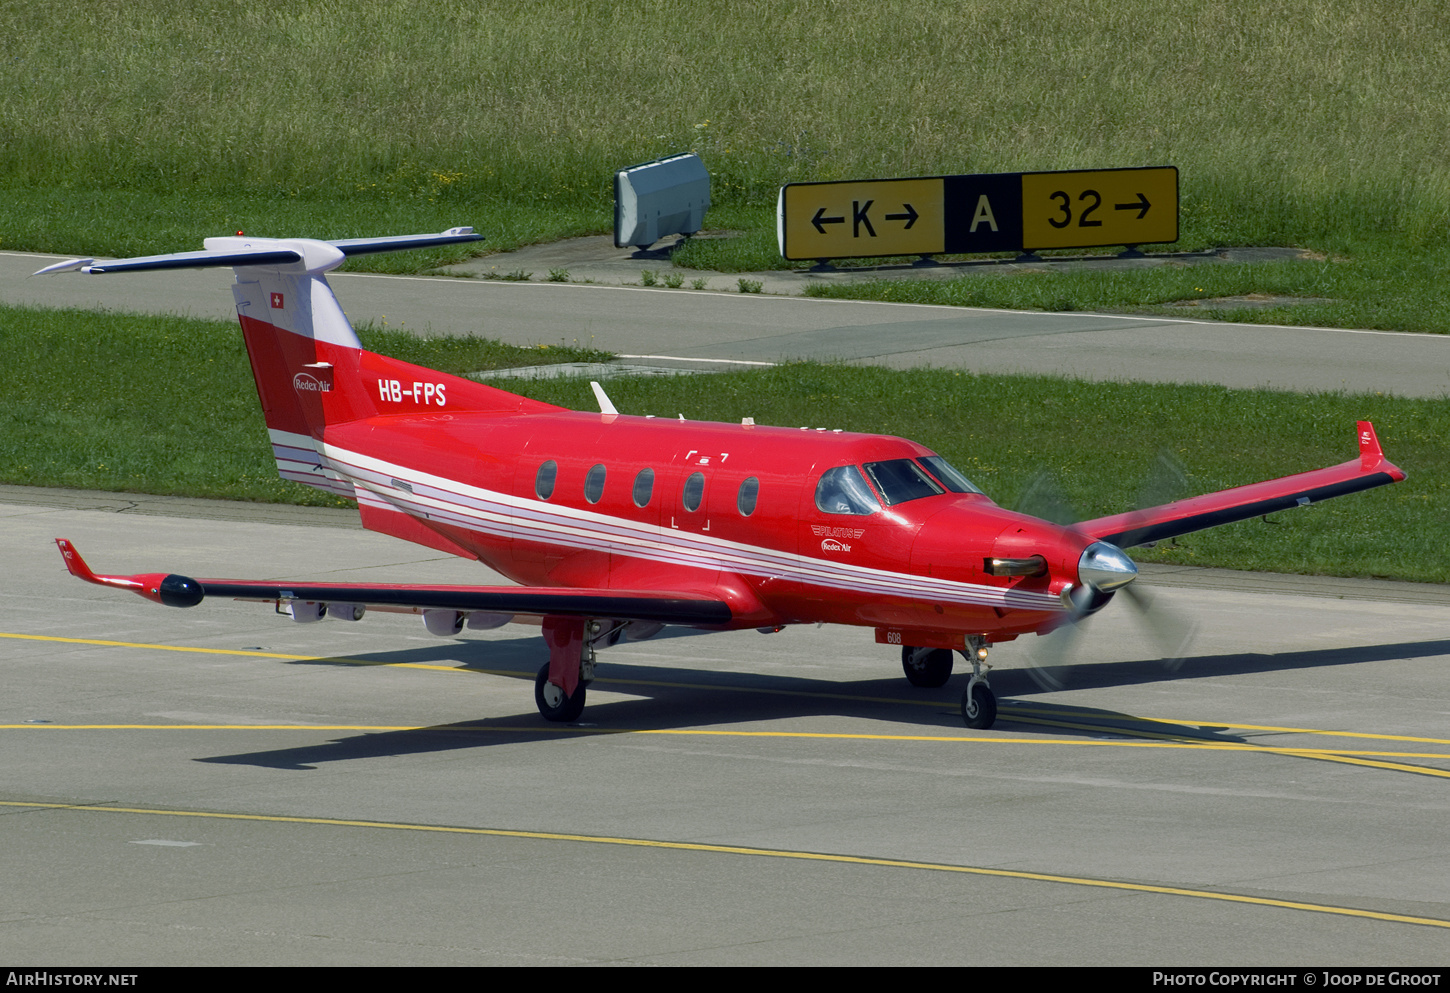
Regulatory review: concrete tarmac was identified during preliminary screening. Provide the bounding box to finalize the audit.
[3,491,1449,965]
[6,249,1450,396]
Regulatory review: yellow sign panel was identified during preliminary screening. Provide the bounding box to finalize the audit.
[779,178,944,260]
[1021,167,1177,250]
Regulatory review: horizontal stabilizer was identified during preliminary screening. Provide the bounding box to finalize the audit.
[32,228,483,277]
[35,248,301,275]
[327,228,484,256]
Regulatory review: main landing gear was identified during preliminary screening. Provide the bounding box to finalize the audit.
[901,636,997,728]
[535,662,587,722]
[535,617,617,723]
[901,646,953,687]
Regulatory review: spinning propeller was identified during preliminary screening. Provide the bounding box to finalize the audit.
[1014,453,1200,692]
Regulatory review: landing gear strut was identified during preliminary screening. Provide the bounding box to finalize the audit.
[535,616,592,722]
[960,636,997,729]
[901,645,954,687]
[534,616,615,722]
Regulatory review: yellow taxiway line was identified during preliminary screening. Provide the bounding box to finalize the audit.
[4,722,1449,779]
[3,798,1447,932]
[8,631,1450,777]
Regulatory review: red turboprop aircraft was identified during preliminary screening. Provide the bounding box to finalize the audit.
[38,230,1405,728]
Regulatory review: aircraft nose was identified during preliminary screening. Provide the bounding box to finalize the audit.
[1078,541,1138,592]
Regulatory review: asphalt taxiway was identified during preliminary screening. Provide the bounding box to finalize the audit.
[5,249,1450,396]
[4,491,1448,965]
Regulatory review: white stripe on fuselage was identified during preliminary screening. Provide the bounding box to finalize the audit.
[268,428,1063,612]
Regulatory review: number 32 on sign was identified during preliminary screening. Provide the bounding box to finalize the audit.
[1021,167,1177,250]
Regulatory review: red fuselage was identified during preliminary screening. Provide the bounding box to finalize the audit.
[319,407,1081,648]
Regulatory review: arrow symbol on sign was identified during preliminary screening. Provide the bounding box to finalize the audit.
[812,207,845,234]
[1114,193,1151,219]
[884,203,919,229]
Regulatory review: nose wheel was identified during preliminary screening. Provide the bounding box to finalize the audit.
[960,636,997,729]
[961,682,997,729]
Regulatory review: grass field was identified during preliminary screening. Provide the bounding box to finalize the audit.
[3,305,1443,583]
[4,2,1450,327]
[0,305,608,505]
[2,3,1445,584]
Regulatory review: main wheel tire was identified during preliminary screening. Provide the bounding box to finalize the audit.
[535,663,587,722]
[901,646,954,688]
[961,683,997,729]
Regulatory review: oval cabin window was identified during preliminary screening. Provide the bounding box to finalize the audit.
[737,477,759,516]
[682,471,705,512]
[535,460,558,500]
[633,468,655,508]
[584,464,607,504]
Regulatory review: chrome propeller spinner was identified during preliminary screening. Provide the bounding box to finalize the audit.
[1077,541,1139,593]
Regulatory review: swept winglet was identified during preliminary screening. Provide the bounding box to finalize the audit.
[56,539,154,598]
[55,539,99,582]
[1358,419,1387,471]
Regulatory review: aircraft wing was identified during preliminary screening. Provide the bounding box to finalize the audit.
[54,540,732,626]
[1076,421,1405,549]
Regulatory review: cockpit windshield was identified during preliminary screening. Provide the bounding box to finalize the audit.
[815,466,882,515]
[862,458,944,507]
[917,455,984,495]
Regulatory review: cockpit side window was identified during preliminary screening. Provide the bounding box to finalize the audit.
[862,458,944,507]
[814,466,881,515]
[917,455,984,495]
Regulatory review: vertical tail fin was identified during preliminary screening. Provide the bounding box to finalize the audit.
[35,229,564,499]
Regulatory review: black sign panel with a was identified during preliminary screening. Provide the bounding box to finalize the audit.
[942,173,1023,254]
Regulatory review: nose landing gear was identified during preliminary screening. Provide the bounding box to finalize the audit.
[960,636,997,729]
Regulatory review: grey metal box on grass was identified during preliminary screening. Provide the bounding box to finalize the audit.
[614,152,711,250]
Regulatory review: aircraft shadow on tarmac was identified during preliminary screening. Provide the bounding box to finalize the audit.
[194,632,1450,770]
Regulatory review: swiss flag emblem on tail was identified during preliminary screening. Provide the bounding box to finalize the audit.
[270,292,284,309]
